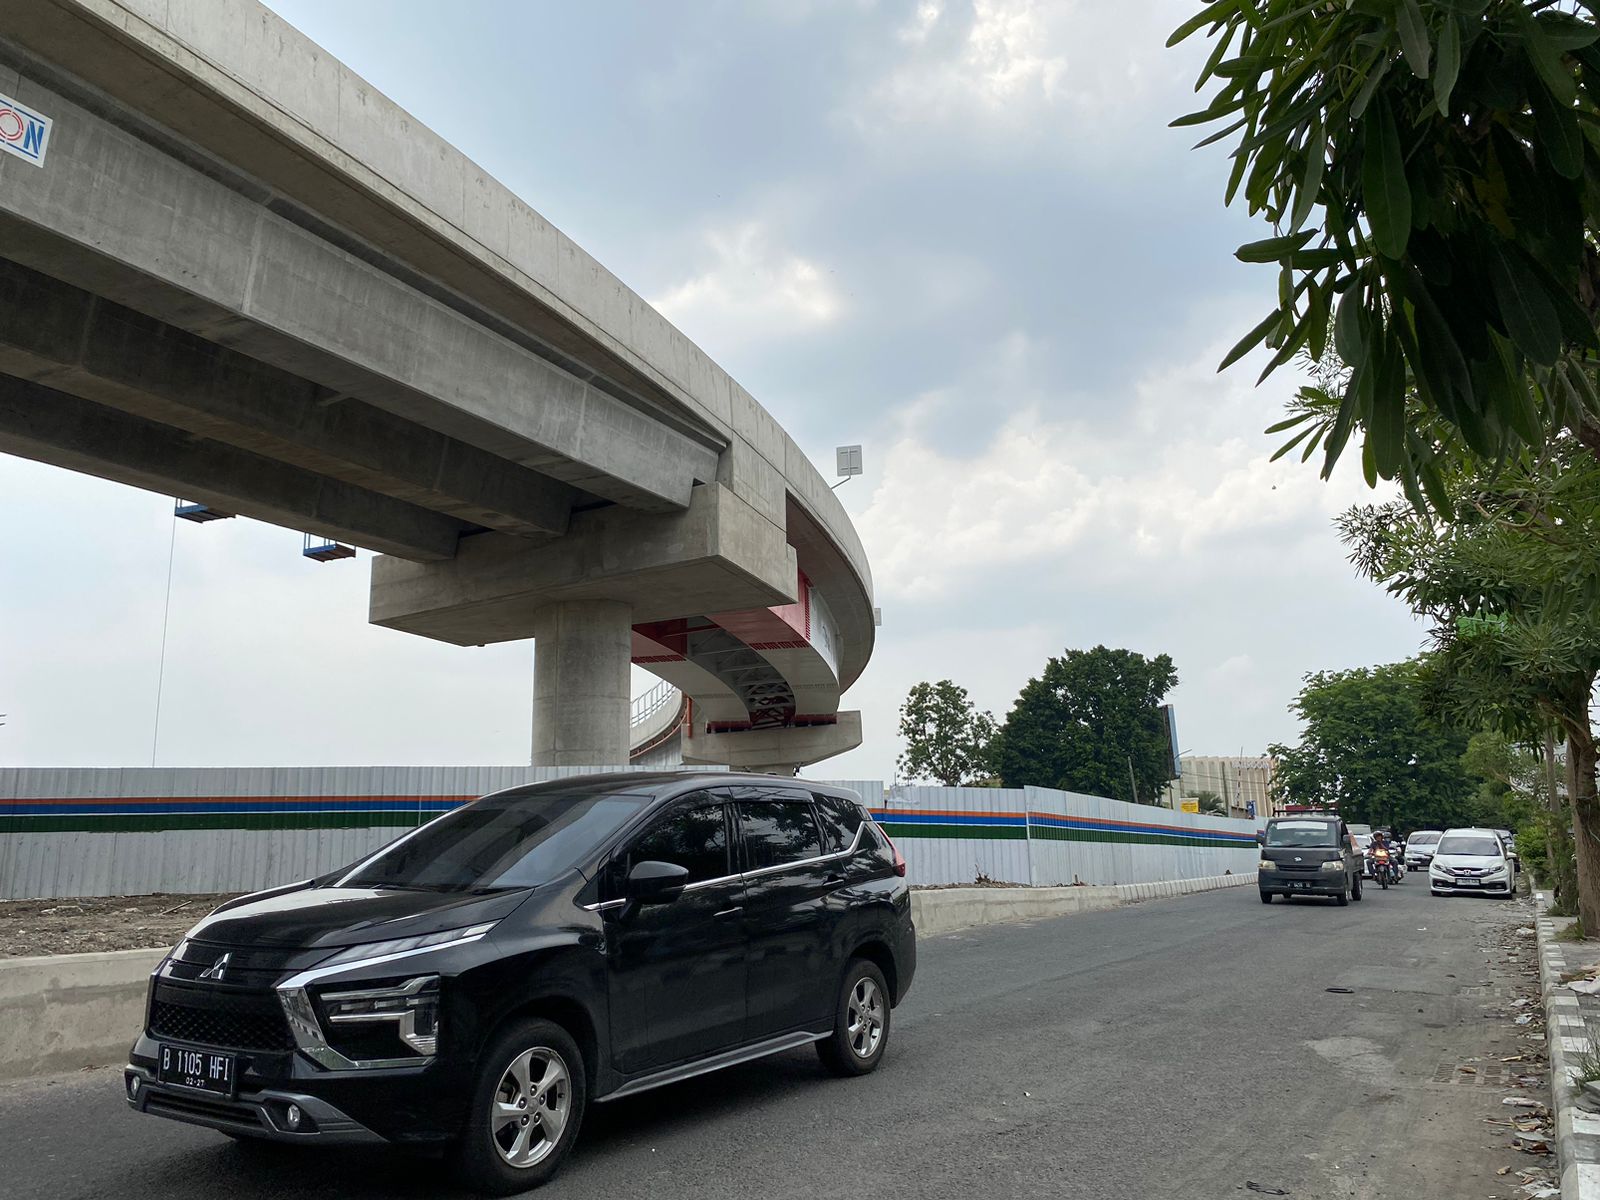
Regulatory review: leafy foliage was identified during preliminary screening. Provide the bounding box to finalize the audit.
[1461,730,1542,830]
[1188,789,1229,816]
[1268,661,1473,830]
[991,646,1178,802]
[1337,439,1600,921]
[1172,0,1600,507]
[1337,440,1600,745]
[895,680,998,787]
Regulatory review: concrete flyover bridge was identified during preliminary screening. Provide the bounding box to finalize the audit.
[0,0,872,773]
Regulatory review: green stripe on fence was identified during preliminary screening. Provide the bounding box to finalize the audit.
[1029,826,1243,849]
[5,812,429,833]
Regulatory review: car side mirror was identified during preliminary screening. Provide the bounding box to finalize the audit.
[627,861,690,906]
[1254,831,1265,846]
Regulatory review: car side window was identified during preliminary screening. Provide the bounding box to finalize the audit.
[628,797,730,885]
[813,794,864,853]
[737,800,824,871]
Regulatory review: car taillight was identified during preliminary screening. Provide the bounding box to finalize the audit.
[881,828,907,877]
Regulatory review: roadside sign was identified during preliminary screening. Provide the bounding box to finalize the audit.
[0,93,51,167]
[1180,800,1199,814]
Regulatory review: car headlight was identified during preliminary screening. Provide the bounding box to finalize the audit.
[1486,864,1508,876]
[320,975,441,1055]
[317,921,497,969]
[1320,859,1346,871]
[1259,859,1276,871]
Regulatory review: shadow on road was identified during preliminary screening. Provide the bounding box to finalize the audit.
[111,1048,837,1198]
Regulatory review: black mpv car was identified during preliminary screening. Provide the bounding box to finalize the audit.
[124,773,916,1193]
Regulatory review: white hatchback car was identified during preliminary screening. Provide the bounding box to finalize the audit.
[1429,828,1515,897]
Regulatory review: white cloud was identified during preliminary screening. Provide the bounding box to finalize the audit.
[652,221,845,352]
[855,332,1382,601]
[855,0,1200,157]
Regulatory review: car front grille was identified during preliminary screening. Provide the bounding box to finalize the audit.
[148,981,295,1052]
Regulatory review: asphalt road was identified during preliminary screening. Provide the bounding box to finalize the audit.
[0,879,1546,1200]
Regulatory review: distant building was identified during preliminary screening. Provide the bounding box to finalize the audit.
[1165,755,1275,821]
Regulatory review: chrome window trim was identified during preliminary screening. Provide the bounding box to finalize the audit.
[740,820,864,879]
[581,821,866,912]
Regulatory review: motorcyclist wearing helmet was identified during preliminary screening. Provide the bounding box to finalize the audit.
[1368,830,1397,882]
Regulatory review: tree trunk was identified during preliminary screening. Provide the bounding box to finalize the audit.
[1567,728,1600,935]
[1546,734,1579,913]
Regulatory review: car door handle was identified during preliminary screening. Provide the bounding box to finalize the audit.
[714,906,743,919]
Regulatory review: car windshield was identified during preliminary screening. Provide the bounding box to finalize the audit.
[1436,835,1502,858]
[1410,832,1440,846]
[338,787,654,891]
[1265,820,1339,848]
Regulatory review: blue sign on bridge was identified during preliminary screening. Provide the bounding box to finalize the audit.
[0,93,51,167]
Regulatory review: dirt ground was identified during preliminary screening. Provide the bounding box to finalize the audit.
[0,893,245,958]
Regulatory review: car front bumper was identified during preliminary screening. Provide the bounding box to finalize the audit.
[124,1061,385,1144]
[125,1031,469,1145]
[1258,871,1348,897]
[1430,876,1514,895]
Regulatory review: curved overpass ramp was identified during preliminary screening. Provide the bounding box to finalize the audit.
[0,0,872,772]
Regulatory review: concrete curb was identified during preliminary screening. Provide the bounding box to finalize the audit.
[1534,893,1600,1200]
[912,872,1252,936]
[0,947,166,1082]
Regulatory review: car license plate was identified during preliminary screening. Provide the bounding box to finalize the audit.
[1455,878,1479,886]
[1287,881,1312,890]
[157,1045,236,1095]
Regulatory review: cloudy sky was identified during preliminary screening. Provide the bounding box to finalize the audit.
[0,0,1426,782]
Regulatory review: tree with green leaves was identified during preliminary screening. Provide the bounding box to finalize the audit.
[895,679,998,787]
[991,646,1178,802]
[1172,1,1600,507]
[1269,661,1473,829]
[1339,440,1600,924]
[1189,789,1229,816]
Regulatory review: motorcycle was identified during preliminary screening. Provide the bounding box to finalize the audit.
[1369,845,1402,889]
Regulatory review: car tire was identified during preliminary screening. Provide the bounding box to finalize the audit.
[1351,876,1363,901]
[1260,890,1272,904]
[452,1018,587,1196]
[1335,884,1349,907]
[818,958,891,1077]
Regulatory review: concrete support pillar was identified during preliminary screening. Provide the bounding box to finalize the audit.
[531,600,632,767]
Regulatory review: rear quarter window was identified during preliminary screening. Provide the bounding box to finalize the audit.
[813,793,866,853]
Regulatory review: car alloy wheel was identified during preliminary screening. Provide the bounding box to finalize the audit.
[847,976,885,1060]
[490,1046,570,1169]
[819,958,891,1076]
[453,1017,587,1195]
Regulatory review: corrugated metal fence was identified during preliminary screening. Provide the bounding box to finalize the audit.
[877,784,1262,886]
[0,769,1258,899]
[0,766,721,900]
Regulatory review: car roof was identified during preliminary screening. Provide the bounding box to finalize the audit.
[1268,813,1339,821]
[479,771,865,804]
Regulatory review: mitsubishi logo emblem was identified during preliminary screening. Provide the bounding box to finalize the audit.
[198,952,231,982]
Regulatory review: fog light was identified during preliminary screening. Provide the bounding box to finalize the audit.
[285,1103,302,1130]
[127,1075,140,1098]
